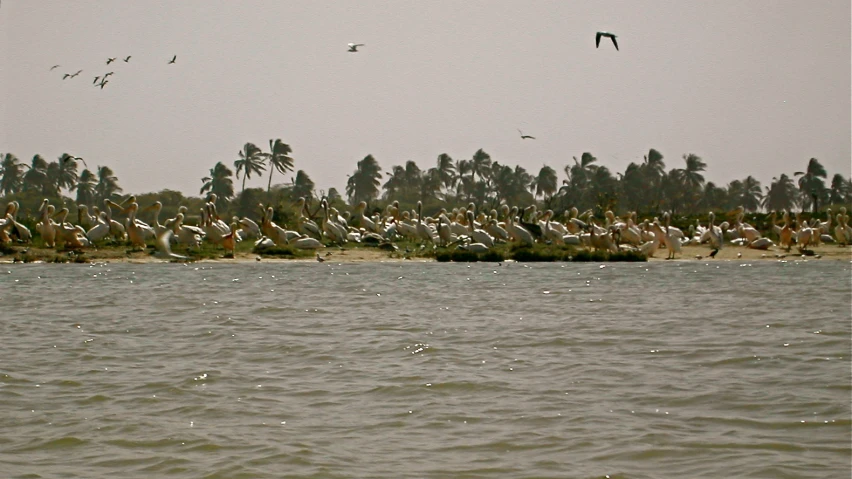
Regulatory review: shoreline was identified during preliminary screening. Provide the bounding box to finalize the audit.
[1,244,849,264]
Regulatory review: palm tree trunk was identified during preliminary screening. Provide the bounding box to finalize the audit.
[267,168,274,194]
[242,174,247,195]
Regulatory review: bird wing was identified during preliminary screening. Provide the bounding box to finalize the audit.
[596,32,602,48]
[611,36,619,51]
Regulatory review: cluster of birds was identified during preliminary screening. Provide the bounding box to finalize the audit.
[2,194,849,262]
[50,54,177,89]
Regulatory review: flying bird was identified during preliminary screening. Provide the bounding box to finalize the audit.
[93,76,100,84]
[104,71,114,78]
[168,55,177,64]
[123,55,131,62]
[62,73,71,80]
[99,80,109,89]
[63,156,89,168]
[347,43,365,52]
[106,57,116,64]
[518,129,536,140]
[71,70,82,78]
[50,65,60,71]
[595,31,619,51]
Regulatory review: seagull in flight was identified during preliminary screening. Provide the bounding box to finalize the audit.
[518,129,536,140]
[596,31,619,51]
[106,57,116,65]
[123,55,131,62]
[168,55,177,64]
[347,43,365,52]
[50,64,60,71]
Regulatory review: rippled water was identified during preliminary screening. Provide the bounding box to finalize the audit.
[1,260,850,478]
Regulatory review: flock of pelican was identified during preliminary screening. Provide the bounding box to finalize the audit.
[0,196,850,260]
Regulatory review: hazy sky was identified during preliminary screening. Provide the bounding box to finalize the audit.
[2,1,850,197]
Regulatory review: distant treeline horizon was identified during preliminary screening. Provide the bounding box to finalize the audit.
[2,143,850,223]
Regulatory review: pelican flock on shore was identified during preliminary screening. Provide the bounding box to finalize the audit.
[1,196,849,261]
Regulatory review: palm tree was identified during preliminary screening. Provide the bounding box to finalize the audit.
[264,139,293,193]
[531,165,557,201]
[470,149,492,184]
[75,169,97,206]
[0,153,25,196]
[234,142,266,195]
[762,174,798,212]
[435,153,456,197]
[675,153,707,214]
[699,181,727,212]
[794,158,827,213]
[455,159,473,200]
[53,153,80,194]
[346,155,382,204]
[641,148,666,211]
[291,170,315,201]
[403,160,422,199]
[738,175,763,212]
[200,162,235,203]
[828,173,850,206]
[95,166,123,203]
[382,165,406,200]
[22,155,48,193]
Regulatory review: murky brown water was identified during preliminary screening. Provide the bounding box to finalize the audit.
[1,260,850,478]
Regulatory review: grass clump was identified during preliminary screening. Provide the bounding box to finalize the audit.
[571,249,647,262]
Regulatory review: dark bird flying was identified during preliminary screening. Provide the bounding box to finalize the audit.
[168,55,177,64]
[347,43,365,52]
[123,55,131,62]
[93,76,100,84]
[595,31,619,51]
[50,64,60,71]
[518,129,536,140]
[106,57,116,64]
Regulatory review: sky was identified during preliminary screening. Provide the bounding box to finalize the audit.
[1,0,850,198]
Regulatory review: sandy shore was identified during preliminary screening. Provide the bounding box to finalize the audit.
[2,243,849,264]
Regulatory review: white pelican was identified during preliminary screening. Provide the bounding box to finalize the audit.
[222,222,239,256]
[172,212,205,248]
[320,200,347,245]
[415,201,436,244]
[153,219,188,260]
[747,238,774,250]
[5,202,31,242]
[507,206,535,246]
[459,242,490,254]
[37,201,57,248]
[707,212,723,250]
[485,218,510,242]
[466,211,494,247]
[835,213,850,246]
[292,235,323,250]
[795,213,813,250]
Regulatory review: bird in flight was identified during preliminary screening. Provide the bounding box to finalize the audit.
[104,71,114,78]
[596,31,619,51]
[62,73,71,80]
[518,129,536,140]
[68,70,83,78]
[93,76,100,84]
[63,156,89,169]
[123,55,131,62]
[106,57,116,64]
[98,79,109,89]
[168,55,177,64]
[50,64,60,71]
[347,43,365,52]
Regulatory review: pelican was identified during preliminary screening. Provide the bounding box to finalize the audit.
[354,201,380,234]
[221,222,239,256]
[596,31,619,51]
[152,221,187,261]
[415,201,436,244]
[466,211,494,247]
[779,211,794,251]
[835,213,850,246]
[172,212,205,248]
[106,57,116,64]
[4,202,31,242]
[347,43,365,52]
[292,235,324,250]
[123,55,131,62]
[86,212,111,242]
[168,55,177,64]
[507,206,534,246]
[36,200,57,248]
[50,65,60,71]
[707,212,723,250]
[747,238,774,250]
[459,242,490,254]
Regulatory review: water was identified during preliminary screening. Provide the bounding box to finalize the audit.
[1,260,850,479]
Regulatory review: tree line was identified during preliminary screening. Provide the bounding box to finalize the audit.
[2,144,850,221]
